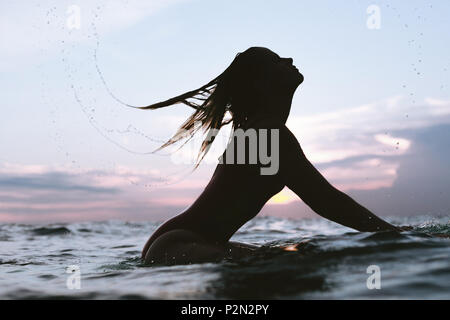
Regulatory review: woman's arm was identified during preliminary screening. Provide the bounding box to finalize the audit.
[278,125,399,232]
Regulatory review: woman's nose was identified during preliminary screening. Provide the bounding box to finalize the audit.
[282,57,293,65]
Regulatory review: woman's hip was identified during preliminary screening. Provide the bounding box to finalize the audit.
[143,229,227,265]
[143,229,259,265]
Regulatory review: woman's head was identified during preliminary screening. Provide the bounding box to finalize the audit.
[224,47,304,123]
[133,46,303,166]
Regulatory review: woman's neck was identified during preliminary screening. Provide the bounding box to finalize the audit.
[250,92,293,125]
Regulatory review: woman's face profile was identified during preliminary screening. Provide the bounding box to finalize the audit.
[245,47,304,94]
[231,47,303,122]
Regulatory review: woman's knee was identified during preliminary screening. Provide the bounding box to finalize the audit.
[143,229,225,265]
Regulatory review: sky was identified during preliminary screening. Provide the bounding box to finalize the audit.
[0,0,449,223]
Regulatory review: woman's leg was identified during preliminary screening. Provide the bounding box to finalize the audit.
[143,229,226,265]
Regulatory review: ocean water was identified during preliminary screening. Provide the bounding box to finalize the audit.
[0,215,449,299]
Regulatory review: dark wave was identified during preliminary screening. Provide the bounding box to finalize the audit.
[30,226,71,236]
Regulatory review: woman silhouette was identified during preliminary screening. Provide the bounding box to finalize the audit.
[136,47,400,265]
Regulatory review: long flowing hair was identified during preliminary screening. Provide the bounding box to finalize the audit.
[126,48,261,168]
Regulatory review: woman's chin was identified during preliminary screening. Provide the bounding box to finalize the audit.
[296,72,304,85]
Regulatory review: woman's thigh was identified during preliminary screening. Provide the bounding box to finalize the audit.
[143,229,227,265]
